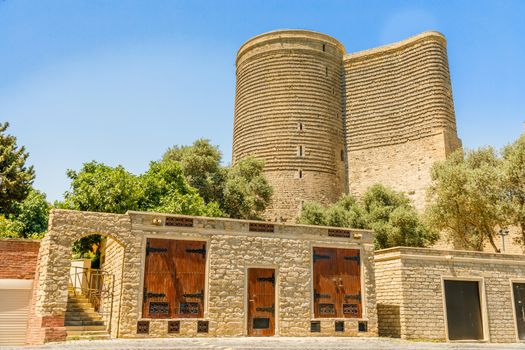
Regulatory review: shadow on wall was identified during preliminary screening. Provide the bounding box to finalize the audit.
[377,303,401,338]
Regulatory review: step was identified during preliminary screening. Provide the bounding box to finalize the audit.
[66,334,111,341]
[65,315,103,322]
[65,325,106,331]
[66,306,96,313]
[65,320,105,327]
[66,330,110,336]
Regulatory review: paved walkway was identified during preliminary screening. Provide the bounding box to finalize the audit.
[2,338,525,350]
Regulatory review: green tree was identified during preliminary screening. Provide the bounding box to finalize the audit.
[140,160,222,217]
[222,157,273,219]
[11,188,49,237]
[163,139,225,204]
[61,161,142,214]
[163,140,273,219]
[502,133,525,248]
[0,214,23,238]
[363,185,437,249]
[425,148,505,252]
[0,122,35,215]
[298,185,436,249]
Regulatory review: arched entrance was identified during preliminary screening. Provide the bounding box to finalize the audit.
[27,209,141,344]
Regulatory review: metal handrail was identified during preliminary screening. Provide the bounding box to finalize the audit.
[68,266,114,333]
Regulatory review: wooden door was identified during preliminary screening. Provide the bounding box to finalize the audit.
[172,240,206,318]
[338,249,362,318]
[312,247,338,317]
[313,247,361,318]
[142,238,173,318]
[247,268,275,336]
[513,283,525,340]
[142,238,206,319]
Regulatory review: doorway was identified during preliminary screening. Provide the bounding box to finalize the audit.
[443,280,484,341]
[513,282,525,340]
[247,268,276,336]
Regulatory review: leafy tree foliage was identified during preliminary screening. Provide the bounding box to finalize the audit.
[297,184,436,249]
[61,161,142,214]
[425,148,505,252]
[163,139,225,204]
[163,140,272,219]
[11,188,49,238]
[501,134,525,247]
[0,122,35,215]
[222,157,273,220]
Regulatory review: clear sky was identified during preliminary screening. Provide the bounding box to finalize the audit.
[1,0,524,202]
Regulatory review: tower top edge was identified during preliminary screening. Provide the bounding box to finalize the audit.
[343,30,446,62]
[237,29,346,59]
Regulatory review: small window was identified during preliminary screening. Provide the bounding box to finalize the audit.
[358,321,368,332]
[298,145,304,157]
[311,321,321,332]
[335,321,345,332]
[322,43,326,52]
[340,150,344,161]
[325,67,328,77]
[298,122,303,131]
[299,170,303,178]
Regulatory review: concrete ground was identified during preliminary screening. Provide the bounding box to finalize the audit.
[2,338,525,350]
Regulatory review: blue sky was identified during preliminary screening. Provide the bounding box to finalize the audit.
[1,0,524,202]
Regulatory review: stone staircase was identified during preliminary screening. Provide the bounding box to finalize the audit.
[65,287,110,341]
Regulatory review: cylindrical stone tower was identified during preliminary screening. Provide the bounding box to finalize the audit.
[232,30,347,222]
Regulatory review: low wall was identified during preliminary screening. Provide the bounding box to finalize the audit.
[375,247,525,343]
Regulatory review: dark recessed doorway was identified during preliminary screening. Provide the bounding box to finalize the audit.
[444,280,484,341]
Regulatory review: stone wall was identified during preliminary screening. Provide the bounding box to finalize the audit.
[100,237,125,338]
[344,32,461,211]
[375,247,525,342]
[0,239,40,279]
[127,211,377,338]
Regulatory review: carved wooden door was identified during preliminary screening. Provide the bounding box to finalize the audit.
[247,268,275,336]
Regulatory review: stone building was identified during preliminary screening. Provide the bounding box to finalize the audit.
[232,30,461,221]
[375,247,525,343]
[25,209,377,343]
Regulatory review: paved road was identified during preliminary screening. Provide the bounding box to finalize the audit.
[2,338,525,350]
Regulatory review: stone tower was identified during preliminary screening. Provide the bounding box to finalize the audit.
[232,30,461,222]
[232,30,347,221]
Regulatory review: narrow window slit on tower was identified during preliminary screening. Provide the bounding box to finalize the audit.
[299,170,303,178]
[298,145,304,157]
[298,122,303,131]
[341,149,344,161]
[322,43,326,52]
[325,67,328,77]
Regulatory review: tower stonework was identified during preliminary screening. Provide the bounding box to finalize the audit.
[232,30,461,222]
[344,32,461,210]
[233,30,347,221]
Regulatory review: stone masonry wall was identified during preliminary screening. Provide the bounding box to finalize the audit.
[374,256,403,338]
[233,30,347,222]
[344,32,461,211]
[127,211,377,338]
[375,247,525,342]
[100,237,125,338]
